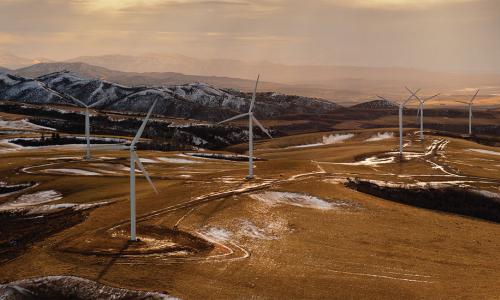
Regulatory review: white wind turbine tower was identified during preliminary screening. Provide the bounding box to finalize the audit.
[218,75,272,179]
[66,94,107,160]
[377,89,419,157]
[456,89,479,135]
[35,79,103,160]
[405,87,440,140]
[92,100,159,241]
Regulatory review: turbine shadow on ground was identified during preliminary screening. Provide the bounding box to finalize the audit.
[96,240,132,281]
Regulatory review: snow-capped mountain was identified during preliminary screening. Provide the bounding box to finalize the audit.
[350,99,398,109]
[252,92,342,117]
[0,73,69,104]
[0,71,341,121]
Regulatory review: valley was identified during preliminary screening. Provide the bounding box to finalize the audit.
[0,95,499,298]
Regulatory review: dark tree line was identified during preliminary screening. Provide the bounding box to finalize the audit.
[1,102,253,150]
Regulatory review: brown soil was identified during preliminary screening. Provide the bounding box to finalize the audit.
[58,224,214,256]
[0,209,87,263]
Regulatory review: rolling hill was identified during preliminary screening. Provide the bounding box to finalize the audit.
[350,99,399,109]
[0,51,51,70]
[0,71,341,121]
[14,62,300,97]
[67,53,500,96]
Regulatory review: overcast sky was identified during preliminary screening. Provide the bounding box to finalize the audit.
[0,0,499,72]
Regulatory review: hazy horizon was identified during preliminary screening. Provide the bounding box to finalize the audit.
[1,0,500,73]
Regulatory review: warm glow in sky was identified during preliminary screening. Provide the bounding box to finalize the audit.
[351,0,475,8]
[0,0,499,72]
[81,0,166,10]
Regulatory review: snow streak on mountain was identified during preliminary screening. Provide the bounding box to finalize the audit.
[0,71,340,121]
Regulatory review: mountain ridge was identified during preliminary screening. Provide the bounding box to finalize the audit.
[0,70,341,121]
[350,99,399,109]
[66,53,500,88]
[0,51,52,70]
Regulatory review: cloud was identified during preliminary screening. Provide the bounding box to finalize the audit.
[0,0,498,72]
[330,0,480,10]
[76,0,257,12]
[0,33,18,45]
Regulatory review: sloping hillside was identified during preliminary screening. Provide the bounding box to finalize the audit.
[1,71,341,121]
[351,99,398,109]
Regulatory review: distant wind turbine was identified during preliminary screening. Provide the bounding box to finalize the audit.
[456,89,480,135]
[377,88,419,157]
[405,87,440,140]
[66,95,108,160]
[36,79,106,160]
[92,100,159,241]
[218,75,272,179]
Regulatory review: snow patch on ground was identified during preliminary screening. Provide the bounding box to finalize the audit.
[467,149,500,156]
[323,178,349,184]
[0,182,38,198]
[366,132,394,142]
[323,133,354,144]
[333,156,395,166]
[0,276,178,300]
[424,139,444,155]
[202,227,232,242]
[43,169,101,176]
[290,133,354,149]
[25,201,108,215]
[47,156,82,161]
[471,189,500,200]
[0,119,55,131]
[0,190,62,210]
[250,191,345,210]
[1,185,109,216]
[0,138,23,153]
[156,157,200,164]
[358,179,482,190]
[139,158,159,164]
[238,219,278,240]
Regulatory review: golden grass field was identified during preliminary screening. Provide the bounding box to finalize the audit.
[0,113,499,299]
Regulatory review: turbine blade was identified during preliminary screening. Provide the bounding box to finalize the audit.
[404,86,415,95]
[404,87,421,104]
[131,99,158,146]
[424,93,440,102]
[249,74,260,112]
[66,93,88,108]
[252,115,272,139]
[38,81,89,108]
[471,89,480,103]
[133,151,158,194]
[218,113,249,124]
[88,97,108,108]
[376,95,389,102]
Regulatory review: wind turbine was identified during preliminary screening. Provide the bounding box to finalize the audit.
[65,95,107,160]
[218,75,272,179]
[36,79,105,160]
[456,89,479,135]
[405,87,440,140]
[377,88,419,157]
[92,100,159,241]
